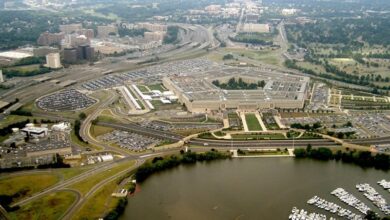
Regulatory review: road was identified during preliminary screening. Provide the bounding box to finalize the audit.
[61,159,145,220]
[96,121,341,147]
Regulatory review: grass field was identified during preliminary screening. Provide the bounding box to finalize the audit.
[90,125,114,137]
[69,160,135,196]
[72,179,119,220]
[7,64,40,72]
[0,174,60,203]
[245,113,262,131]
[55,166,93,180]
[238,149,289,156]
[222,48,281,66]
[137,85,149,93]
[232,133,285,140]
[8,191,76,220]
[147,84,167,91]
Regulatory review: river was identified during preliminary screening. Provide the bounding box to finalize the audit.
[121,158,390,219]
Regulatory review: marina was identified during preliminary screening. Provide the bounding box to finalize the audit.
[307,196,362,220]
[378,180,390,192]
[331,188,370,214]
[289,207,330,220]
[121,158,390,220]
[356,183,390,215]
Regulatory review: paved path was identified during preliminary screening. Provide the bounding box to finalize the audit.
[240,113,249,132]
[255,112,267,131]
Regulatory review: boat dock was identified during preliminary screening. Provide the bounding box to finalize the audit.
[356,183,390,215]
[307,196,362,220]
[331,188,370,214]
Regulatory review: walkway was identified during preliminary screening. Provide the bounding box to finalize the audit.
[255,112,267,131]
[240,112,249,132]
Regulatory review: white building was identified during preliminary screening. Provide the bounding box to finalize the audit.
[282,8,298,16]
[0,70,4,83]
[45,53,62,69]
[21,124,49,138]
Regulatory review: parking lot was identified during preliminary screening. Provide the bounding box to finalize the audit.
[98,130,161,151]
[306,83,330,111]
[36,89,97,111]
[281,113,390,138]
[81,59,217,91]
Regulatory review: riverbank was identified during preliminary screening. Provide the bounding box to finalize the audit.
[294,146,390,171]
[105,150,231,219]
[120,157,390,219]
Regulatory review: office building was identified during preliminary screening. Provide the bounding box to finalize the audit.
[59,24,83,34]
[45,53,62,69]
[0,70,4,83]
[63,48,78,64]
[37,32,65,46]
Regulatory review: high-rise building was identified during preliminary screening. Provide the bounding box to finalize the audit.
[63,48,78,64]
[137,23,167,32]
[45,53,62,69]
[37,32,65,46]
[0,70,4,83]
[59,24,83,34]
[66,34,90,47]
[76,29,95,39]
[77,45,95,61]
[144,31,165,42]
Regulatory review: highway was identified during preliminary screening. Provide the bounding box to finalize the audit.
[96,121,341,147]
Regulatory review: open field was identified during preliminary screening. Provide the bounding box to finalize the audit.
[72,179,119,220]
[8,191,76,220]
[7,64,40,72]
[90,124,114,137]
[147,84,167,91]
[69,160,135,196]
[245,113,262,131]
[222,48,281,66]
[0,174,60,203]
[237,149,290,156]
[232,133,286,140]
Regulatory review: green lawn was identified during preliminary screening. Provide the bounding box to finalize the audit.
[232,133,285,140]
[8,191,76,220]
[0,174,60,203]
[238,149,289,156]
[245,114,262,131]
[69,160,135,196]
[137,85,149,93]
[147,84,167,91]
[90,125,114,137]
[72,179,120,220]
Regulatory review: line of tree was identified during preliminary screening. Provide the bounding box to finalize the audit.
[10,108,32,116]
[118,27,147,38]
[294,145,390,171]
[212,77,266,90]
[0,98,19,113]
[13,57,45,66]
[3,67,51,78]
[135,150,230,182]
[290,122,322,131]
[284,60,390,93]
[229,36,273,46]
[103,150,230,220]
[163,26,179,44]
[0,119,30,137]
[74,120,87,144]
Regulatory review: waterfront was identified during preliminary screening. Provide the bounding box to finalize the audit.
[121,158,390,219]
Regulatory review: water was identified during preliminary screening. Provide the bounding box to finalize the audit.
[121,158,390,220]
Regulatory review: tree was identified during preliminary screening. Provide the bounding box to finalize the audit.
[79,112,87,120]
[364,211,380,220]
